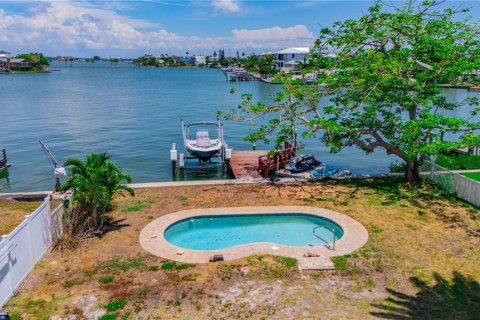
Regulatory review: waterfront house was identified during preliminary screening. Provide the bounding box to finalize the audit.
[194,55,206,66]
[0,51,11,72]
[270,47,310,72]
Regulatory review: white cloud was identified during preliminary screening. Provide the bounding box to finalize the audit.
[232,25,315,48]
[0,1,315,56]
[210,0,242,14]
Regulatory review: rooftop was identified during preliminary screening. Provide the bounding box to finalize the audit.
[276,47,310,54]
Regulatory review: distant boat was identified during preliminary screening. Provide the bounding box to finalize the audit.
[182,119,226,162]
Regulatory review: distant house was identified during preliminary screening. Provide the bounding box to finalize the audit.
[263,47,310,73]
[194,55,206,66]
[0,51,12,72]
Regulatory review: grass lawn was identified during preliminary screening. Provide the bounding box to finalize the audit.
[461,172,480,182]
[0,199,43,235]
[4,179,480,319]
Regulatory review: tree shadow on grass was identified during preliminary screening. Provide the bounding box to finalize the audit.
[371,272,480,320]
[94,217,130,237]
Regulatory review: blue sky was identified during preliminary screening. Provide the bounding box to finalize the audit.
[0,0,479,58]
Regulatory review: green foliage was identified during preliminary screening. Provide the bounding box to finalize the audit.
[8,311,22,320]
[223,0,480,183]
[105,298,126,312]
[461,172,480,182]
[61,153,134,229]
[389,161,406,173]
[245,255,297,279]
[369,224,384,234]
[274,256,298,268]
[161,261,177,270]
[241,55,260,72]
[99,256,147,271]
[22,297,61,320]
[133,55,160,67]
[332,256,348,270]
[16,52,49,70]
[98,314,117,320]
[99,275,114,284]
[123,199,152,212]
[161,261,192,270]
[148,265,159,271]
[435,154,480,170]
[257,55,278,76]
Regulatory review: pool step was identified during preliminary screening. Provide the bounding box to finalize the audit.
[298,256,335,271]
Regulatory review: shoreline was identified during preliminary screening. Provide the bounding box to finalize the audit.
[3,167,480,199]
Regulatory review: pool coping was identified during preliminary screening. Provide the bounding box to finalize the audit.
[139,206,369,264]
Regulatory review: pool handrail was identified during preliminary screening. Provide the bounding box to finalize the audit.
[313,224,336,250]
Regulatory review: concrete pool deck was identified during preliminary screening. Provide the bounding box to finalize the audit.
[139,206,369,266]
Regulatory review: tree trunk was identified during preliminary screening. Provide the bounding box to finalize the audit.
[405,159,421,184]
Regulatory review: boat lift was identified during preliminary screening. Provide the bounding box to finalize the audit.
[171,119,232,175]
[39,140,66,192]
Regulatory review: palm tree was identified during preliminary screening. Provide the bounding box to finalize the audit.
[61,153,134,229]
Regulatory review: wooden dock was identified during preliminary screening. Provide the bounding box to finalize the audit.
[230,151,267,179]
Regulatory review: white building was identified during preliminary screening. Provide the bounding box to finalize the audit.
[271,47,310,72]
[0,50,11,61]
[194,55,206,65]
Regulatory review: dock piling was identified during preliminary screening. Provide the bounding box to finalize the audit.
[170,143,177,175]
[179,153,185,168]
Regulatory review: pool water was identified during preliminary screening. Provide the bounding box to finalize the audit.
[164,214,344,250]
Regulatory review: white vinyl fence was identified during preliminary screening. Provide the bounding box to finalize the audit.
[421,162,480,207]
[0,197,63,307]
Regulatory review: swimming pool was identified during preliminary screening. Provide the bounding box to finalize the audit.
[164,214,344,250]
[139,206,369,263]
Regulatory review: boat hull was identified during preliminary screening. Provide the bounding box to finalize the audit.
[187,147,221,162]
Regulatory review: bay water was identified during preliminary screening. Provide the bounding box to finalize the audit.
[0,62,477,192]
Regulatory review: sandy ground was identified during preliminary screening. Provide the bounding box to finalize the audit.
[5,179,480,319]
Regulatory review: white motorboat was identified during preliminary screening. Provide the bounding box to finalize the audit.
[181,119,226,162]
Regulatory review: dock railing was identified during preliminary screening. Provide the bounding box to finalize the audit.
[421,161,480,208]
[258,141,296,178]
[0,197,64,307]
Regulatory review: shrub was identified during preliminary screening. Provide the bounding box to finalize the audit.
[161,261,177,270]
[389,161,406,173]
[60,153,134,236]
[161,261,192,270]
[105,298,126,312]
[99,275,114,284]
[436,154,480,170]
[99,314,117,320]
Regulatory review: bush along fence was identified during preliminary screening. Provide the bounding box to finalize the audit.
[421,162,480,208]
[0,196,63,307]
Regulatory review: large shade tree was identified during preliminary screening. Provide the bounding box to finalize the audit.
[224,0,480,183]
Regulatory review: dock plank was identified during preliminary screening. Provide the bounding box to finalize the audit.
[230,151,267,179]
